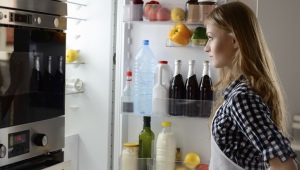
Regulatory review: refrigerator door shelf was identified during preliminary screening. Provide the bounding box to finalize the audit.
[121,97,213,118]
[119,157,209,170]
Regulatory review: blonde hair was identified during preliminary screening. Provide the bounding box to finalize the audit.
[205,2,288,134]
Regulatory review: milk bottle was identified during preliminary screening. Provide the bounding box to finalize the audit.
[152,61,172,115]
[155,121,176,170]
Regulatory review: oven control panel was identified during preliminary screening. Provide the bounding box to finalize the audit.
[8,130,30,158]
[0,7,66,30]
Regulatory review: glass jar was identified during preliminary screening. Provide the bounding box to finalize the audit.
[121,143,139,170]
[199,0,217,22]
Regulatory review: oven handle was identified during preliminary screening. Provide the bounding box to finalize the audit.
[41,160,71,170]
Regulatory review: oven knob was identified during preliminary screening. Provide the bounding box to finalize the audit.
[0,144,6,158]
[54,18,59,27]
[34,134,48,147]
[37,17,42,24]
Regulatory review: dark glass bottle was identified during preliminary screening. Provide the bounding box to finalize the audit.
[54,56,65,94]
[29,55,43,107]
[199,60,213,117]
[138,116,155,169]
[43,56,54,93]
[54,56,65,109]
[185,60,199,117]
[169,60,185,116]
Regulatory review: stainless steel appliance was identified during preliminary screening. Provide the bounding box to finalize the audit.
[0,0,67,169]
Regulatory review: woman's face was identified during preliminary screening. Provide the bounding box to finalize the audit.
[204,24,237,68]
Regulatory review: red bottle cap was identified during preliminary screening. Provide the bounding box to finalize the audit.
[158,60,168,64]
[126,71,132,76]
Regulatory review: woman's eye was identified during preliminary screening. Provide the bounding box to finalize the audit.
[208,36,213,41]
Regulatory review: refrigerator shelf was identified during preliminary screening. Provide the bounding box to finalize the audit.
[119,157,209,170]
[121,97,213,118]
[123,3,210,25]
[166,39,207,47]
[65,90,84,95]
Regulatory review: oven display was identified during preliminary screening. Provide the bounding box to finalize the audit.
[8,130,30,158]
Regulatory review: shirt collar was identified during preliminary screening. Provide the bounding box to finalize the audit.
[222,75,247,100]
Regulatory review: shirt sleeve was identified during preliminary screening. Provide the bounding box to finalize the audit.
[230,92,297,163]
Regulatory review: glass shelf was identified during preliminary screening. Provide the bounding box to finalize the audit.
[166,39,207,47]
[65,90,84,95]
[119,157,209,170]
[66,61,85,64]
[121,97,213,118]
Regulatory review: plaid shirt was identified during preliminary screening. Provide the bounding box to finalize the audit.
[212,75,297,170]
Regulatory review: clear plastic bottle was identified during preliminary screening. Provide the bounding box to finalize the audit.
[134,40,156,115]
[122,71,134,113]
[156,121,176,170]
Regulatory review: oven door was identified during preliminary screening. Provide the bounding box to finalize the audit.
[0,150,70,170]
[0,26,66,129]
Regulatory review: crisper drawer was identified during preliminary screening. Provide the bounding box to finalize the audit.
[41,160,71,170]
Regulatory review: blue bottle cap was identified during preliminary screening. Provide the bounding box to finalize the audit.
[142,40,149,45]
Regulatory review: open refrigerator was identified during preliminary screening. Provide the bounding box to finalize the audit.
[112,0,255,169]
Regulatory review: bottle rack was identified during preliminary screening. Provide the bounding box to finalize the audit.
[121,97,213,118]
[65,1,87,95]
[119,157,209,170]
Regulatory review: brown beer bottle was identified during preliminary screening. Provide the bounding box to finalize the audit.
[185,60,199,117]
[169,60,185,116]
[199,60,213,117]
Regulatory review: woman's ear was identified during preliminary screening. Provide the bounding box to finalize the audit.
[231,35,239,49]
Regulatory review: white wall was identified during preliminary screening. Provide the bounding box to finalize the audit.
[65,0,115,170]
[257,0,300,117]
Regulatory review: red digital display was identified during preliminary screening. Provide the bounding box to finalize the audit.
[13,134,26,144]
[14,14,28,23]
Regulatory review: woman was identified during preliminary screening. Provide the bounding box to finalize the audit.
[204,2,298,170]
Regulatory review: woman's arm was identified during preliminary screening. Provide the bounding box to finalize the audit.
[269,157,298,170]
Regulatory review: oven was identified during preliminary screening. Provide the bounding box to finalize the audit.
[0,0,67,169]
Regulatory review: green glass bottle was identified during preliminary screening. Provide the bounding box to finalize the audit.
[138,116,155,169]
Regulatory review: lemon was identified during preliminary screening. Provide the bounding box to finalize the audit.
[66,49,78,63]
[171,8,185,22]
[184,152,201,169]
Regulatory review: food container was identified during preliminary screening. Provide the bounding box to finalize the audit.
[121,143,139,170]
[199,0,217,22]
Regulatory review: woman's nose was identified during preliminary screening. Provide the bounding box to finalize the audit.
[204,43,210,52]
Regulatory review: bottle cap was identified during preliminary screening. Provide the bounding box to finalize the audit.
[158,60,168,64]
[175,60,182,64]
[123,142,139,147]
[162,121,172,127]
[203,60,210,65]
[144,116,151,122]
[189,60,196,64]
[142,40,149,45]
[126,71,132,76]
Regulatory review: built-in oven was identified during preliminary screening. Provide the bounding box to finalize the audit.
[0,0,67,169]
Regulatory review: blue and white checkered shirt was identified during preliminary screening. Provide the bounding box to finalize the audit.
[212,75,297,170]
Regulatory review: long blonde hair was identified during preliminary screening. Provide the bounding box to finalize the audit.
[205,2,288,134]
